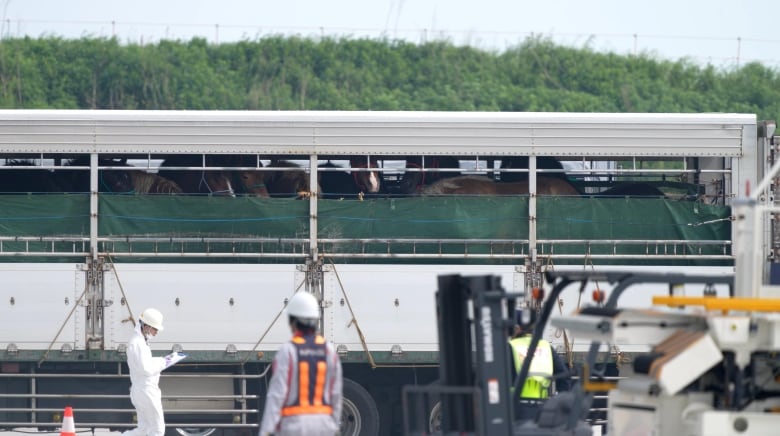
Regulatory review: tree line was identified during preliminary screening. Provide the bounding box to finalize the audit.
[0,35,778,121]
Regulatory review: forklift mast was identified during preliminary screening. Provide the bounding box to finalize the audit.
[436,274,517,435]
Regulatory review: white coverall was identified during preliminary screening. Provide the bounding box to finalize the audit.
[259,336,343,436]
[123,324,167,436]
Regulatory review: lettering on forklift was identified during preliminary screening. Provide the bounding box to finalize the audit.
[481,306,494,362]
[488,378,500,404]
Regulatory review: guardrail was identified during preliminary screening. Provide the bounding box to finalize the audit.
[0,370,261,432]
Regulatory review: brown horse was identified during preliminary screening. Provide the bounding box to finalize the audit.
[347,157,382,195]
[319,158,382,199]
[128,171,182,194]
[219,155,270,197]
[420,175,581,196]
[158,155,237,196]
[265,160,315,198]
[396,156,461,195]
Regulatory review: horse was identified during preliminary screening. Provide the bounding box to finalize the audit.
[594,182,666,198]
[395,156,461,195]
[0,158,177,194]
[63,156,136,194]
[499,156,568,182]
[319,158,382,200]
[0,160,67,193]
[158,155,237,196]
[419,175,581,197]
[265,160,315,198]
[127,171,183,194]
[216,155,270,197]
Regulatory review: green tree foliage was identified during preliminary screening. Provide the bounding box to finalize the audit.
[0,35,777,120]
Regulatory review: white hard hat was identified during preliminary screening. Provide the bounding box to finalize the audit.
[139,308,164,331]
[286,292,320,325]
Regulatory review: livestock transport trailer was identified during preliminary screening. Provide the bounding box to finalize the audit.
[0,110,772,435]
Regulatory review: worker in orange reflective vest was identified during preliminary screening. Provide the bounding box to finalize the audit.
[259,292,343,436]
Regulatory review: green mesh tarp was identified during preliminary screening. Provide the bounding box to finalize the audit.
[537,197,731,263]
[539,197,728,240]
[0,194,731,265]
[318,197,526,239]
[99,195,310,257]
[0,194,90,235]
[317,197,528,257]
[0,194,90,253]
[99,195,308,237]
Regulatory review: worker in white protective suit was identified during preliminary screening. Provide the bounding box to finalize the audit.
[259,292,343,436]
[123,308,170,436]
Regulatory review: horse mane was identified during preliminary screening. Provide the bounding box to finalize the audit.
[130,172,182,194]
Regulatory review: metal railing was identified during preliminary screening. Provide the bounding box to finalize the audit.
[0,370,261,431]
[0,235,732,263]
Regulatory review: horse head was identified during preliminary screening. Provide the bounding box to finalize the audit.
[349,157,382,194]
[263,160,315,198]
[197,170,235,196]
[214,155,269,197]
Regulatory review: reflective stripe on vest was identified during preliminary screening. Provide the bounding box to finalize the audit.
[509,336,554,399]
[281,334,333,417]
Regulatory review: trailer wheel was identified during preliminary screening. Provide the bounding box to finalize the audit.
[341,378,379,436]
[428,401,442,433]
[425,380,442,433]
[172,427,216,436]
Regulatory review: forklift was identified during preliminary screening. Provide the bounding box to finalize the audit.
[402,273,594,435]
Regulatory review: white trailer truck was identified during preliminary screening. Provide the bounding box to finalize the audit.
[0,110,769,435]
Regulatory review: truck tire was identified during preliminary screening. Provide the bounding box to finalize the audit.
[171,428,216,436]
[341,378,379,436]
[428,401,441,433]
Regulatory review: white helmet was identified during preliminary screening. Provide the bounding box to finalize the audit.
[139,308,164,331]
[286,292,320,326]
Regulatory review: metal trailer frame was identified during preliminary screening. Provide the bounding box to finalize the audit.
[0,110,769,435]
[0,110,761,261]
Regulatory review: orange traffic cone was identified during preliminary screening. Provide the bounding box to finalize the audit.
[60,406,76,436]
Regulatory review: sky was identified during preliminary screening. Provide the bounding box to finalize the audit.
[0,0,777,68]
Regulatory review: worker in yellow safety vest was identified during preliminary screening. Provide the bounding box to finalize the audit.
[509,332,556,398]
[508,307,571,419]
